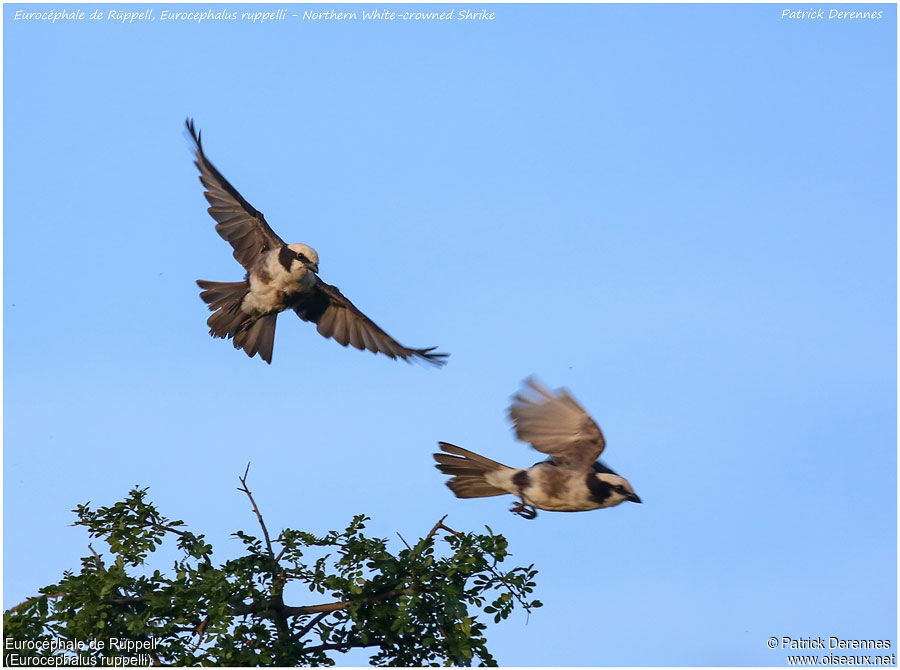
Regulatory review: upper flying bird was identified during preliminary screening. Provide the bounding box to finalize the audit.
[434,378,640,519]
[186,119,447,366]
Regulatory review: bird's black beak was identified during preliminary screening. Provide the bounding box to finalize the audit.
[310,263,319,273]
[627,492,642,504]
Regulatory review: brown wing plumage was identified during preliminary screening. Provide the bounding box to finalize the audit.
[186,119,285,270]
[508,378,605,471]
[293,278,448,367]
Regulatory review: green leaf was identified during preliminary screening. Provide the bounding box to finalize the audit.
[6,488,542,667]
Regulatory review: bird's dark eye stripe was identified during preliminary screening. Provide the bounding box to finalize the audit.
[297,253,308,262]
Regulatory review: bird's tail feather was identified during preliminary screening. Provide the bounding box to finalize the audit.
[233,313,277,364]
[434,442,510,499]
[197,279,277,364]
[197,280,247,312]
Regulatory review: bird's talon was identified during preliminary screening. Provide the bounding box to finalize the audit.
[509,501,538,520]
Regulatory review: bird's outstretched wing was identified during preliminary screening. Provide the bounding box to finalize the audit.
[293,278,448,366]
[508,378,605,470]
[186,119,285,270]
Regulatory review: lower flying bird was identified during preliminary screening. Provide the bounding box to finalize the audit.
[186,119,447,366]
[434,378,641,519]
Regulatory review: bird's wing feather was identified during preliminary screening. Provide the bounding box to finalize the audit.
[292,278,447,367]
[508,377,605,470]
[186,119,285,270]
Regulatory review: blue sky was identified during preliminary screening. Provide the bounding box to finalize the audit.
[3,3,896,665]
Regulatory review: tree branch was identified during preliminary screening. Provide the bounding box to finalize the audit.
[7,592,66,614]
[107,596,146,606]
[300,641,379,655]
[424,515,462,541]
[294,611,330,641]
[229,587,412,619]
[151,522,187,537]
[282,587,411,616]
[88,543,106,573]
[237,463,274,559]
[8,592,155,615]
[486,561,534,615]
[191,616,210,651]
[425,514,450,540]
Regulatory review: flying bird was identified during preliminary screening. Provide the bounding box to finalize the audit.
[434,378,640,519]
[186,119,448,366]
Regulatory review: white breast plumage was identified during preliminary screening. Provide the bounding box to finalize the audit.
[242,250,313,315]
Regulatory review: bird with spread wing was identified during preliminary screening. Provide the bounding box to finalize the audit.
[186,119,448,366]
[434,378,640,519]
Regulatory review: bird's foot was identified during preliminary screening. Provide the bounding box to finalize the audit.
[509,501,538,520]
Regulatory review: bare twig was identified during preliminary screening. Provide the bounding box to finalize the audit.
[237,463,275,559]
[396,532,413,551]
[424,514,449,540]
[437,521,462,536]
[88,543,106,573]
[424,515,462,541]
